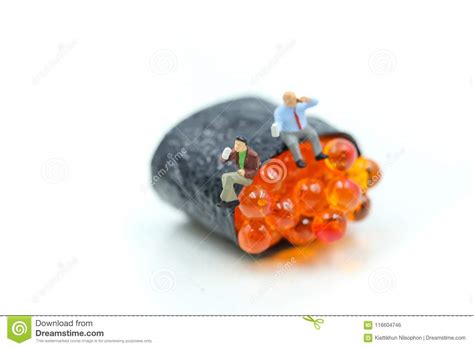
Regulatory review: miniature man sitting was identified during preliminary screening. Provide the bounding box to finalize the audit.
[218,136,260,208]
[272,91,328,168]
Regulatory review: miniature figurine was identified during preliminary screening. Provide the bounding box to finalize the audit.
[272,91,328,168]
[218,136,260,208]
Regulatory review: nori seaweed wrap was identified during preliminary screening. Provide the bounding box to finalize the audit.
[151,97,361,246]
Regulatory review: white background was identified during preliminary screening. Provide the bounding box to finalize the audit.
[1,0,473,316]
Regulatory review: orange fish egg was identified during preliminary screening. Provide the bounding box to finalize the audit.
[366,158,382,188]
[234,205,247,231]
[238,220,273,254]
[312,209,347,243]
[265,197,299,232]
[238,185,273,219]
[347,157,370,192]
[292,178,328,216]
[348,194,371,221]
[326,178,362,212]
[324,138,358,171]
[282,216,316,246]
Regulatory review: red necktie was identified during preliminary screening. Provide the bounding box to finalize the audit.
[294,109,302,130]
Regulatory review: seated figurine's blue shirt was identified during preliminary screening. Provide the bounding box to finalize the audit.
[273,98,318,132]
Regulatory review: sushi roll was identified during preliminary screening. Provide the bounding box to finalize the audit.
[151,97,376,254]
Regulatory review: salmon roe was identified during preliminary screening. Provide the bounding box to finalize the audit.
[235,137,380,254]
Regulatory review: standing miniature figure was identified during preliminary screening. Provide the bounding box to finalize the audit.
[272,91,328,168]
[218,136,260,208]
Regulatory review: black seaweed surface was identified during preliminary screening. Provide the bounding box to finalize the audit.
[151,96,360,245]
